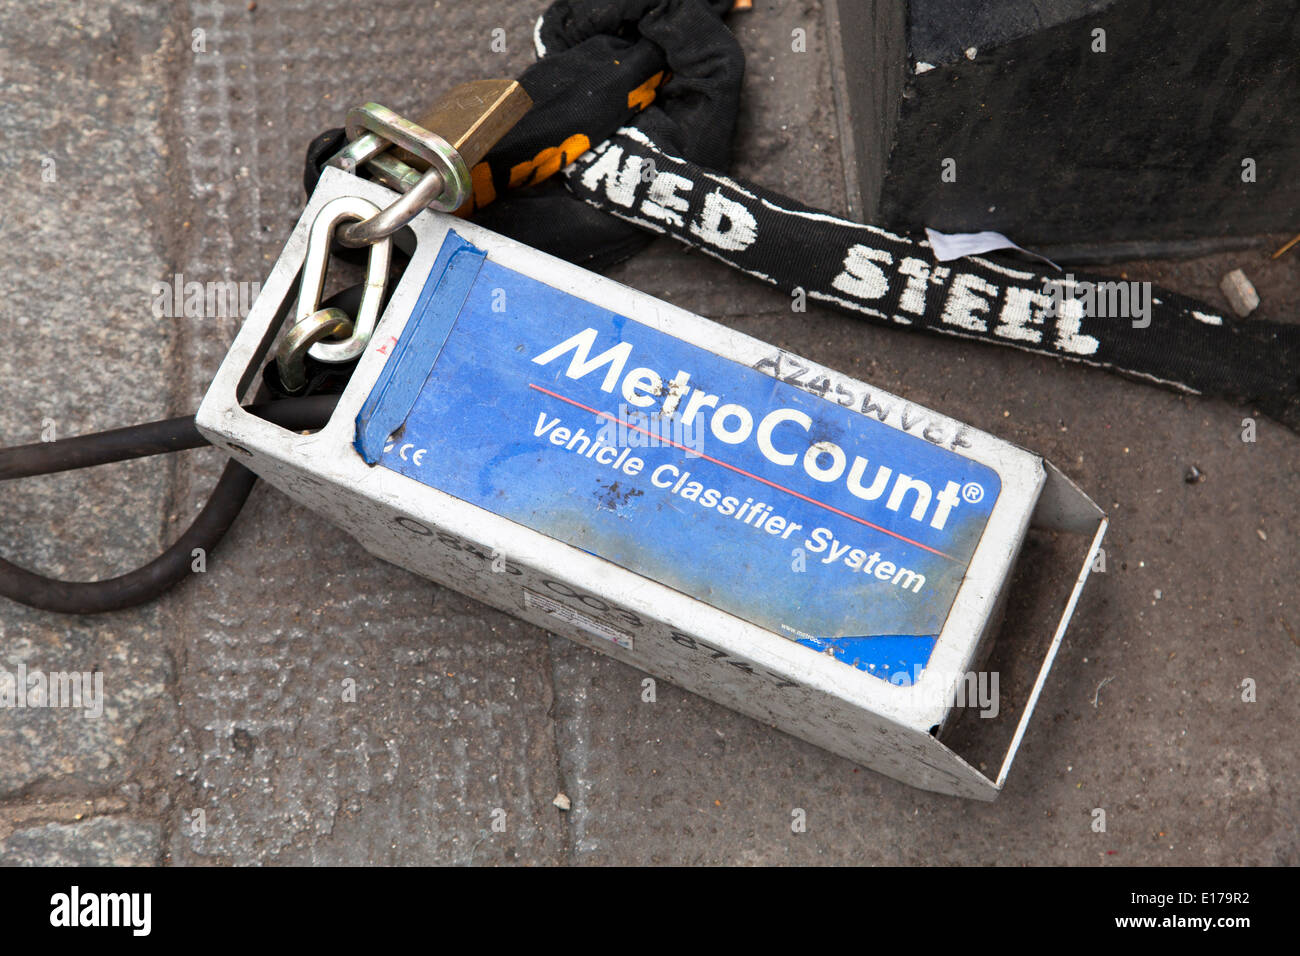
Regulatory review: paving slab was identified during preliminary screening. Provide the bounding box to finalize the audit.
[166,487,567,865]
[0,817,161,867]
[0,0,178,810]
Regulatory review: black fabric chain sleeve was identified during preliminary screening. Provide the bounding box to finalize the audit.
[473,0,741,269]
[562,128,1300,431]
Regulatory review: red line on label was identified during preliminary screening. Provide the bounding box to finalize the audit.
[528,382,958,562]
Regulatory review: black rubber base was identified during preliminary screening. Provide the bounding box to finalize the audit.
[833,0,1300,249]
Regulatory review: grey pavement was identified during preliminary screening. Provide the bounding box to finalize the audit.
[0,0,1296,866]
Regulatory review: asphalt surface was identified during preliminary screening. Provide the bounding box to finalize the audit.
[0,0,1295,865]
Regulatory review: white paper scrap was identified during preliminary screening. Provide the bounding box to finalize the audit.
[924,228,1061,271]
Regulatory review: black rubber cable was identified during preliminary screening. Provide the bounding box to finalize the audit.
[0,394,339,615]
[0,394,340,480]
[0,461,258,615]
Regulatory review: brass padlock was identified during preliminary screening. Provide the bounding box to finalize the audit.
[328,79,532,247]
[408,78,532,171]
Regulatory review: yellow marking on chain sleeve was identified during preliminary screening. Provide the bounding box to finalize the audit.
[628,71,666,111]
[508,132,592,188]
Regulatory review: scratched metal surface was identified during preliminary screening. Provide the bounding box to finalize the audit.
[0,0,1295,864]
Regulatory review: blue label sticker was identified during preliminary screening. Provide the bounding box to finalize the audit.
[368,234,1001,682]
